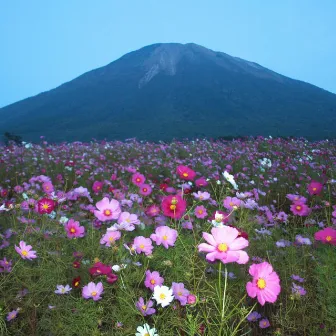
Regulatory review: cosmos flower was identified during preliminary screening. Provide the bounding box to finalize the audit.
[307,180,323,195]
[37,198,56,214]
[150,226,178,249]
[135,323,158,336]
[144,270,164,291]
[132,173,146,186]
[15,241,37,260]
[246,311,262,322]
[64,219,85,239]
[222,171,239,190]
[246,262,281,306]
[82,282,104,301]
[135,297,156,316]
[161,195,187,219]
[139,184,152,196]
[193,191,210,201]
[94,197,121,222]
[198,226,249,264]
[172,282,190,306]
[290,202,310,216]
[133,236,154,256]
[176,165,196,181]
[314,227,336,245]
[152,285,174,307]
[54,284,72,295]
[259,319,270,328]
[194,205,208,219]
[100,230,121,247]
[6,309,19,321]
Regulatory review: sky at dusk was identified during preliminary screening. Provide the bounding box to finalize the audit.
[1,0,336,107]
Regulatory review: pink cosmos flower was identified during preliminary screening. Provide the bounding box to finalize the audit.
[223,196,242,211]
[145,204,161,217]
[82,282,104,301]
[172,282,190,306]
[94,197,121,222]
[42,182,54,194]
[193,191,210,201]
[286,194,307,203]
[150,226,178,249]
[132,173,146,186]
[15,241,37,260]
[117,212,140,228]
[195,205,208,219]
[65,219,85,238]
[195,177,208,187]
[307,181,323,196]
[100,230,121,247]
[139,184,152,196]
[314,227,336,245]
[144,270,164,291]
[135,297,156,316]
[176,165,196,181]
[161,195,187,219]
[246,262,281,306]
[198,226,249,264]
[92,181,104,193]
[133,236,154,256]
[290,201,310,216]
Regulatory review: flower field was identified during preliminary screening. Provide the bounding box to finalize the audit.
[0,137,336,336]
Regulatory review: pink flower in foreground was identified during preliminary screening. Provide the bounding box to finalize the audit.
[94,197,121,222]
[15,241,37,260]
[314,227,336,245]
[133,236,154,256]
[144,270,164,291]
[100,230,121,247]
[150,226,178,249]
[290,201,310,216]
[82,282,104,301]
[65,219,85,238]
[198,226,249,264]
[246,262,281,306]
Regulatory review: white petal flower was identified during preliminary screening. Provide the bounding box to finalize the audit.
[135,323,158,336]
[152,285,174,307]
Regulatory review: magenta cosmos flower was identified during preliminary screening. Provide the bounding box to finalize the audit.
[246,262,281,306]
[94,197,121,222]
[176,165,196,181]
[314,227,336,245]
[100,230,121,247]
[82,282,104,301]
[133,236,154,256]
[150,226,178,249]
[65,219,85,238]
[139,184,152,196]
[144,270,164,291]
[307,180,323,196]
[223,196,242,211]
[15,241,37,260]
[290,201,310,216]
[136,297,156,316]
[198,226,249,264]
[132,172,146,186]
[161,195,187,219]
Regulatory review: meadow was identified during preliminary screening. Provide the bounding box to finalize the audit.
[0,136,335,336]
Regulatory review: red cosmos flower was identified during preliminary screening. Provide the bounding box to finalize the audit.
[37,198,56,214]
[160,183,169,191]
[89,262,111,276]
[73,261,81,269]
[72,276,81,288]
[161,195,187,219]
[176,165,196,181]
[307,181,323,196]
[106,273,118,284]
[92,181,103,193]
[1,189,8,198]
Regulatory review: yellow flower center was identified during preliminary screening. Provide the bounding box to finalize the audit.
[91,291,97,296]
[163,235,168,240]
[296,205,302,211]
[198,210,203,214]
[42,203,50,210]
[178,291,182,296]
[143,188,147,192]
[104,209,112,216]
[136,178,141,182]
[150,279,156,285]
[75,281,79,287]
[257,278,266,289]
[183,172,188,177]
[140,244,145,249]
[109,236,114,241]
[70,228,76,233]
[21,250,28,256]
[141,305,147,310]
[144,334,150,336]
[313,187,317,191]
[170,205,176,210]
[160,293,166,299]
[217,243,228,252]
[326,235,332,242]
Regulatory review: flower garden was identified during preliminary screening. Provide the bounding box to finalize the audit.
[0,137,335,335]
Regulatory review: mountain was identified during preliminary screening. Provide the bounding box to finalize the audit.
[1,43,336,142]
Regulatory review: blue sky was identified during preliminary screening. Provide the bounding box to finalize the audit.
[1,0,335,107]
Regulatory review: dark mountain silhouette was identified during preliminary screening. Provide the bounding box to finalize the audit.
[1,43,336,142]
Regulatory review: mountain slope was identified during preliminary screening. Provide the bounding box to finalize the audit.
[1,43,336,142]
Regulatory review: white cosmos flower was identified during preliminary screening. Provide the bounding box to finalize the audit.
[222,171,239,190]
[152,285,174,307]
[135,323,158,336]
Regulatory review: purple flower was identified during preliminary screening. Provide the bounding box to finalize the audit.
[247,311,261,322]
[295,235,312,246]
[291,274,305,283]
[135,297,156,316]
[172,282,190,306]
[150,226,178,249]
[292,283,307,296]
[6,309,19,321]
[55,284,72,295]
[259,318,270,328]
[0,257,12,273]
[144,270,164,291]
[82,282,104,301]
